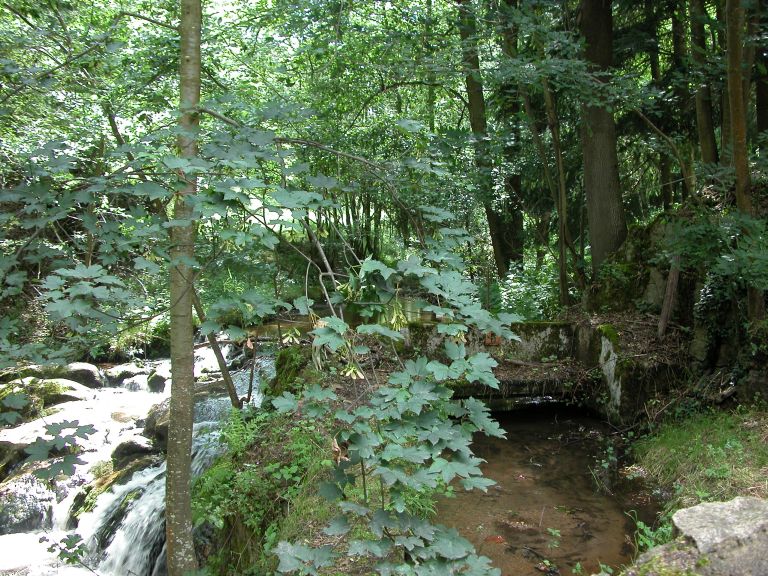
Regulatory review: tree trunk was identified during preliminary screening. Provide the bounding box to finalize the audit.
[542,81,571,304]
[690,0,720,164]
[497,0,526,268]
[166,0,201,575]
[672,0,695,199]
[727,0,765,322]
[456,0,509,278]
[757,0,768,149]
[580,0,627,274]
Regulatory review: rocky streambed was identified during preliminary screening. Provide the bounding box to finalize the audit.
[0,342,271,576]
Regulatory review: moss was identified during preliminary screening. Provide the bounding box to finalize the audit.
[266,345,320,397]
[597,324,620,348]
[621,540,707,576]
[0,377,70,423]
[70,455,159,523]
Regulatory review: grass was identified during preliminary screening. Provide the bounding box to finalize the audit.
[632,406,768,513]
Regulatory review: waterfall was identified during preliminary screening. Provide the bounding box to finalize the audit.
[79,426,221,576]
[75,363,270,576]
[0,350,274,576]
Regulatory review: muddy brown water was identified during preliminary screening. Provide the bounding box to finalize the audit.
[438,405,657,576]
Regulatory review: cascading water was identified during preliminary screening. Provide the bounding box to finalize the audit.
[0,345,273,576]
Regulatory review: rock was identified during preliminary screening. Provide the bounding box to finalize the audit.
[105,363,151,387]
[111,436,156,469]
[147,371,167,393]
[122,374,149,392]
[0,442,26,481]
[629,497,768,576]
[672,496,768,556]
[143,399,170,451]
[1,378,92,425]
[0,473,56,534]
[61,362,106,389]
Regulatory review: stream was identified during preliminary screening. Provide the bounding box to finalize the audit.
[1,343,654,576]
[0,345,272,576]
[438,404,656,576]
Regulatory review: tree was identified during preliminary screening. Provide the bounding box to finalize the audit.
[726,0,764,322]
[166,0,201,573]
[456,0,512,279]
[580,0,627,273]
[690,0,720,165]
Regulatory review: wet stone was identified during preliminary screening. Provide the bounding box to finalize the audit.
[0,473,56,534]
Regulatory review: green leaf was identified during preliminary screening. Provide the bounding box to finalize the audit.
[445,340,466,361]
[318,481,344,502]
[430,528,473,560]
[360,258,397,280]
[2,392,28,409]
[162,156,191,170]
[272,392,298,413]
[460,476,496,491]
[323,515,350,535]
[356,324,403,341]
[463,398,505,438]
[293,296,314,315]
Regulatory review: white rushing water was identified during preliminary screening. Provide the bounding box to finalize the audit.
[0,346,272,576]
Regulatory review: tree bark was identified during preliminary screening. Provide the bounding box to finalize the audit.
[757,0,768,149]
[727,0,765,321]
[580,0,627,274]
[166,0,201,574]
[497,0,526,268]
[690,0,720,165]
[456,0,509,278]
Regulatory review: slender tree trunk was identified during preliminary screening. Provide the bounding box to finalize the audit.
[425,0,436,132]
[456,0,509,278]
[166,0,201,574]
[497,0,526,267]
[542,81,571,304]
[727,0,764,321]
[672,0,695,199]
[580,0,627,274]
[690,0,720,164]
[756,0,768,150]
[728,0,753,214]
[717,0,734,163]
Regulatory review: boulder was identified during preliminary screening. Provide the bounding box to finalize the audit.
[143,399,170,451]
[111,436,156,469]
[0,441,26,481]
[122,374,149,392]
[1,378,92,425]
[61,362,106,389]
[105,363,151,387]
[147,371,167,393]
[0,473,56,534]
[628,497,768,576]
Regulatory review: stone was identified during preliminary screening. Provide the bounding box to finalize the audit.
[0,442,26,481]
[0,473,56,534]
[630,497,768,576]
[143,399,170,451]
[0,378,92,425]
[105,363,151,387]
[111,436,156,469]
[61,362,107,389]
[673,496,768,555]
[146,371,167,393]
[122,374,149,392]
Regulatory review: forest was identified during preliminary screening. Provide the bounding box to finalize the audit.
[0,0,767,575]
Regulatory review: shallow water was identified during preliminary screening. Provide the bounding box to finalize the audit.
[438,405,656,576]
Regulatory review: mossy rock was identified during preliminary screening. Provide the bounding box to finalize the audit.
[68,454,159,527]
[266,345,320,397]
[0,377,90,424]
